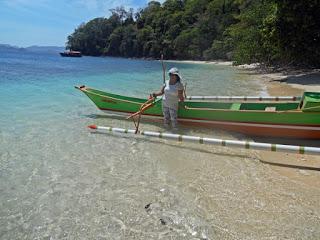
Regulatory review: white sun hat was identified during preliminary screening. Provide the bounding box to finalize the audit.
[168,67,182,80]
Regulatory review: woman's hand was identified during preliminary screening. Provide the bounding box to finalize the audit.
[178,90,184,102]
[151,87,164,99]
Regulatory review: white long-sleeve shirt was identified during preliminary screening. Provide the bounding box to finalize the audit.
[162,80,184,110]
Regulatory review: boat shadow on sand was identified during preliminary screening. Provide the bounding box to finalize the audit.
[85,113,254,139]
[86,114,320,172]
[86,113,320,146]
[91,131,252,160]
[86,114,252,159]
[251,136,320,172]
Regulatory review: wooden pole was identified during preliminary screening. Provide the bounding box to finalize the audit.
[161,54,166,84]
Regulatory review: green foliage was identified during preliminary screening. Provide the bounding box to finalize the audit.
[226,1,279,64]
[66,0,320,67]
[275,0,320,67]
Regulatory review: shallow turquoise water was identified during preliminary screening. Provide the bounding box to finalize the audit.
[0,50,262,146]
[0,50,260,131]
[1,50,319,239]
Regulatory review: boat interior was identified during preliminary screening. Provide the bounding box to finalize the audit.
[86,87,320,112]
[183,101,300,111]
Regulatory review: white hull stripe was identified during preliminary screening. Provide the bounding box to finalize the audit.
[101,110,320,131]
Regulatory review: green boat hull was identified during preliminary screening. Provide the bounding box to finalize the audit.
[77,86,320,139]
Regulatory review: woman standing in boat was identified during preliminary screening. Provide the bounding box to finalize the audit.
[151,67,184,129]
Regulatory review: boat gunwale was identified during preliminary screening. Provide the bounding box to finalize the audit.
[83,88,145,105]
[82,87,305,114]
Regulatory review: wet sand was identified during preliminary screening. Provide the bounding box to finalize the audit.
[157,61,320,238]
[170,59,320,189]
[242,67,320,189]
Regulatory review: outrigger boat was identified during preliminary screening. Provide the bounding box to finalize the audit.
[76,86,320,139]
[60,50,82,57]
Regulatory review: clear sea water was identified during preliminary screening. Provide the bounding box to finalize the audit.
[1,50,319,239]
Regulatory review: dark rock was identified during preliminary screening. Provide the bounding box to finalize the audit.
[160,218,166,225]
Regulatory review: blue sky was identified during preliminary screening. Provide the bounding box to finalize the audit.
[0,0,161,47]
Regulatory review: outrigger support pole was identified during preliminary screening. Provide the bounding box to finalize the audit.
[126,97,158,134]
[88,125,320,156]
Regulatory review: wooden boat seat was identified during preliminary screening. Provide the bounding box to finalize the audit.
[265,106,276,111]
[230,103,241,110]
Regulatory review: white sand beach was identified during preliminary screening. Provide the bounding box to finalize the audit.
[167,59,320,93]
[238,64,320,93]
[165,59,233,66]
[236,64,320,189]
[171,59,320,189]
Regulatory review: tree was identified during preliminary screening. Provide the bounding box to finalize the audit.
[65,0,320,67]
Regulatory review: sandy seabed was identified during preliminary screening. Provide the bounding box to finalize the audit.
[170,59,320,188]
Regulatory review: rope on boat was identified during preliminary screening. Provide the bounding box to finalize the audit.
[88,125,320,155]
[186,96,301,101]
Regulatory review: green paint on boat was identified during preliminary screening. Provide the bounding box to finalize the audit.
[299,146,305,154]
[301,92,320,112]
[78,87,320,125]
[77,86,320,138]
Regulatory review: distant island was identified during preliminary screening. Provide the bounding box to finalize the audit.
[25,46,64,53]
[0,44,64,53]
[0,44,24,51]
[66,0,319,68]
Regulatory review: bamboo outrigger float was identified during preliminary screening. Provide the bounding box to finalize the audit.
[76,85,320,139]
[88,125,320,155]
